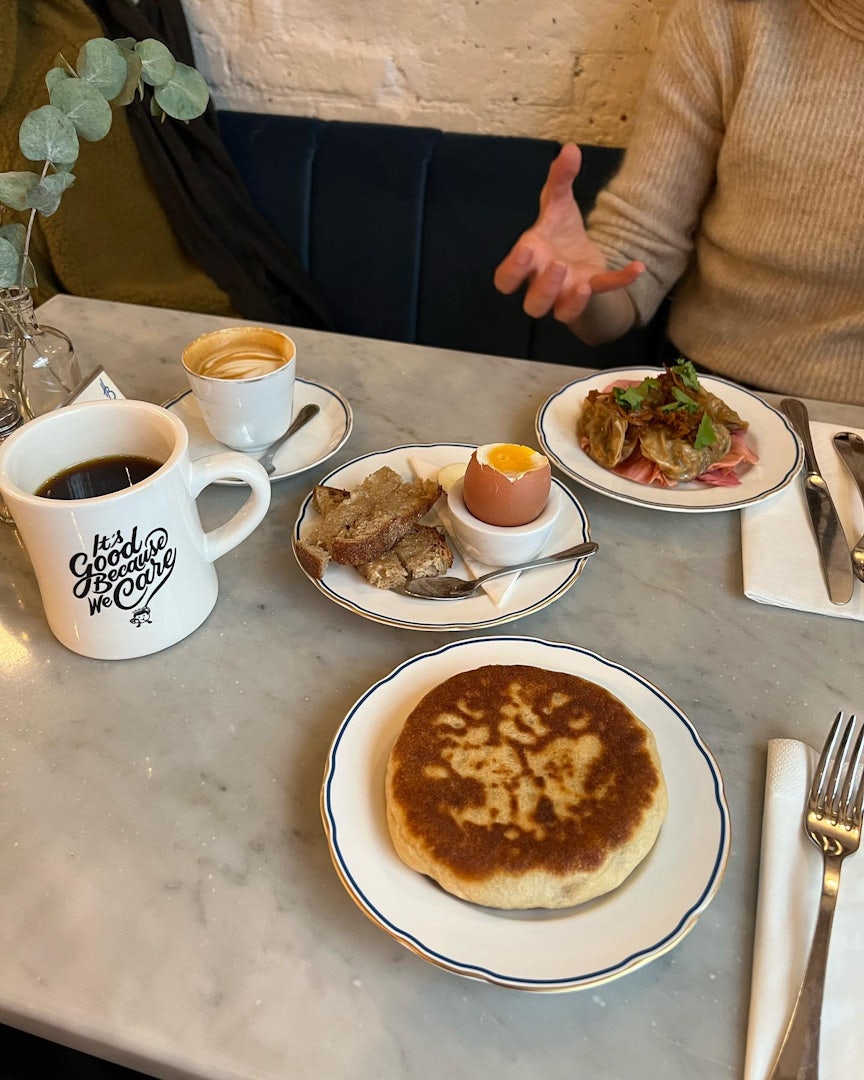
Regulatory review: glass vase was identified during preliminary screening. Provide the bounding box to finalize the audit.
[0,287,81,419]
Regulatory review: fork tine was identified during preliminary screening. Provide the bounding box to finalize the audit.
[839,715,864,828]
[825,715,859,824]
[811,710,843,816]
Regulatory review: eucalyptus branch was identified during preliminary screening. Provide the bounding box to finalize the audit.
[0,35,210,289]
[19,161,51,287]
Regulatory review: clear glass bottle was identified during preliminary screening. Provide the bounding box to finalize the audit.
[0,287,81,419]
[0,398,24,524]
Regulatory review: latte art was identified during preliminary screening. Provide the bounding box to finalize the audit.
[181,324,297,451]
[195,346,287,381]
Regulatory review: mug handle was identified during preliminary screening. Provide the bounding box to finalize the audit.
[189,453,272,561]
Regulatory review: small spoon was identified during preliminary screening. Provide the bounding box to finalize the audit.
[401,541,599,599]
[258,403,320,474]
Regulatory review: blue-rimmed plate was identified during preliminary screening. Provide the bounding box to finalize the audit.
[536,368,803,512]
[293,444,592,631]
[321,636,730,992]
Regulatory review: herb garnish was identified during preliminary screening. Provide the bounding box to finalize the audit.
[670,387,700,411]
[671,359,701,390]
[609,361,718,445]
[693,411,718,449]
[612,376,660,410]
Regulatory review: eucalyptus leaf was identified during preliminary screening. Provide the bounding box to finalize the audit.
[45,66,71,94]
[76,38,128,101]
[0,171,41,211]
[20,257,37,288]
[18,105,80,163]
[0,236,24,288]
[51,51,76,76]
[113,37,136,51]
[50,80,113,142]
[135,39,176,87]
[0,223,27,248]
[153,63,209,121]
[113,51,143,107]
[52,159,78,173]
[27,171,76,215]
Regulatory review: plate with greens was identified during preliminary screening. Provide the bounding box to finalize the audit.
[536,366,803,513]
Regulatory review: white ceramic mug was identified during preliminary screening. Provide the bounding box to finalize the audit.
[182,325,297,452]
[0,400,271,660]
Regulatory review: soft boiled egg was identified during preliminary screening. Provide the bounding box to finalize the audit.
[462,443,552,527]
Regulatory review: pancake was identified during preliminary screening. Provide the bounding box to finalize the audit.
[385,664,667,909]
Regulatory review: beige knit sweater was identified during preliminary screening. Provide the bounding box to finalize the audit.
[587,0,864,406]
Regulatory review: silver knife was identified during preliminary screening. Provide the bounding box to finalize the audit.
[833,432,864,582]
[780,398,854,605]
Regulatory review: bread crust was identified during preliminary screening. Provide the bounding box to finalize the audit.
[385,665,668,909]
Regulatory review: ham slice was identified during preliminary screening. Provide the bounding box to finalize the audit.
[695,430,760,487]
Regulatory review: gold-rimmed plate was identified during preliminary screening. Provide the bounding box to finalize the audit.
[321,635,730,992]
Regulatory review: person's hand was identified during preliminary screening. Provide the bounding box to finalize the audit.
[494,143,644,328]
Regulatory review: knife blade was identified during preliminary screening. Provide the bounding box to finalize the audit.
[833,432,864,582]
[780,398,854,605]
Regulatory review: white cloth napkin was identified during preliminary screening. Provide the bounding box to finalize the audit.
[741,421,864,619]
[408,456,519,605]
[744,739,864,1080]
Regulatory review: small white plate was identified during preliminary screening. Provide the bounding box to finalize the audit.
[167,377,352,484]
[293,444,592,631]
[321,635,730,992]
[536,368,803,513]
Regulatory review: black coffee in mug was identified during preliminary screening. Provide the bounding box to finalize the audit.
[35,455,163,500]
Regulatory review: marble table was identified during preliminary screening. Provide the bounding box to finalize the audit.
[1,295,861,1080]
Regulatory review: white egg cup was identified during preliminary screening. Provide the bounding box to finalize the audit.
[446,478,561,567]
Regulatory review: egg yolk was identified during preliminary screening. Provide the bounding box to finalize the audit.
[477,443,547,477]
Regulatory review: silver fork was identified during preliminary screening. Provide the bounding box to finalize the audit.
[768,711,864,1080]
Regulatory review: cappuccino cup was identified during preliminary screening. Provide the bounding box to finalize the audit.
[0,399,271,660]
[182,325,297,452]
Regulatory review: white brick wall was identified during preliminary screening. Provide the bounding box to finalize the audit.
[180,0,675,146]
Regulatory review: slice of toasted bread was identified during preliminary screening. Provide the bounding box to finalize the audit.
[312,484,351,516]
[394,525,453,579]
[357,525,453,589]
[357,550,409,590]
[296,467,443,579]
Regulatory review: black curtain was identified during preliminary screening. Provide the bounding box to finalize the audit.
[83,0,334,331]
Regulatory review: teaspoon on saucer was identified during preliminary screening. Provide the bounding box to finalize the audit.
[400,541,599,599]
[258,403,320,474]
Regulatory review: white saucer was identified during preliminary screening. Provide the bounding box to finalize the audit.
[167,377,352,484]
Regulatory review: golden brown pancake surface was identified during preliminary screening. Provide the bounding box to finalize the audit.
[385,664,667,909]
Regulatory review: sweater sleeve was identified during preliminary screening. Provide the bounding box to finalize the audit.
[586,0,741,326]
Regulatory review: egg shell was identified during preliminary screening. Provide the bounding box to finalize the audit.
[462,452,552,527]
